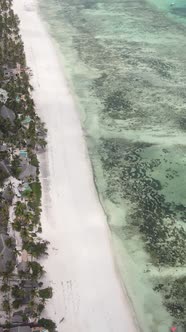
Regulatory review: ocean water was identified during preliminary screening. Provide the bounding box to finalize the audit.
[149,0,186,22]
[38,0,186,331]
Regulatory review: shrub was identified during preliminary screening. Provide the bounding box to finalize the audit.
[38,318,56,332]
[2,299,10,314]
[24,239,49,258]
[29,261,44,279]
[39,287,53,300]
[1,283,10,292]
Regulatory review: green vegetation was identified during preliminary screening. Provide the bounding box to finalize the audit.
[2,299,11,315]
[39,287,53,301]
[1,283,10,292]
[23,239,49,258]
[28,261,45,279]
[12,285,25,298]
[5,237,15,248]
[12,299,23,309]
[0,201,9,232]
[38,318,56,332]
[11,155,21,178]
[0,0,55,328]
[30,181,41,207]
[26,181,42,226]
[37,303,45,314]
[0,167,9,186]
[27,148,39,168]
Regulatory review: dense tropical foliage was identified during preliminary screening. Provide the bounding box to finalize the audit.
[0,0,56,330]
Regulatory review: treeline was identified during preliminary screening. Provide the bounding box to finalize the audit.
[0,0,56,331]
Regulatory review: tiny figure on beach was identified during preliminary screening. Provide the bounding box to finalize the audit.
[170,327,176,332]
[59,317,65,324]
[52,247,58,251]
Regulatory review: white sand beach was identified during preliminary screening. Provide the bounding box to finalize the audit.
[13,0,139,331]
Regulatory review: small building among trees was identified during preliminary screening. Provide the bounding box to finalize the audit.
[0,105,15,125]
[0,233,16,273]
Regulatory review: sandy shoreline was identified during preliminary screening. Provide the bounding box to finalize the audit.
[13,0,139,331]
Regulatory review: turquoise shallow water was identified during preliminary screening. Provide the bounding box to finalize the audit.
[38,0,186,331]
[149,0,186,25]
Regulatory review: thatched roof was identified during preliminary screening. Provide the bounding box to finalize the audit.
[0,144,8,152]
[0,160,10,176]
[12,312,23,324]
[2,186,14,203]
[17,261,29,273]
[0,105,15,124]
[18,162,36,181]
[10,327,31,332]
[22,279,38,289]
[0,233,16,272]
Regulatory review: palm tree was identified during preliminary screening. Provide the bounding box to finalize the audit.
[38,318,56,332]
[2,298,11,315]
[28,261,45,279]
[1,283,10,292]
